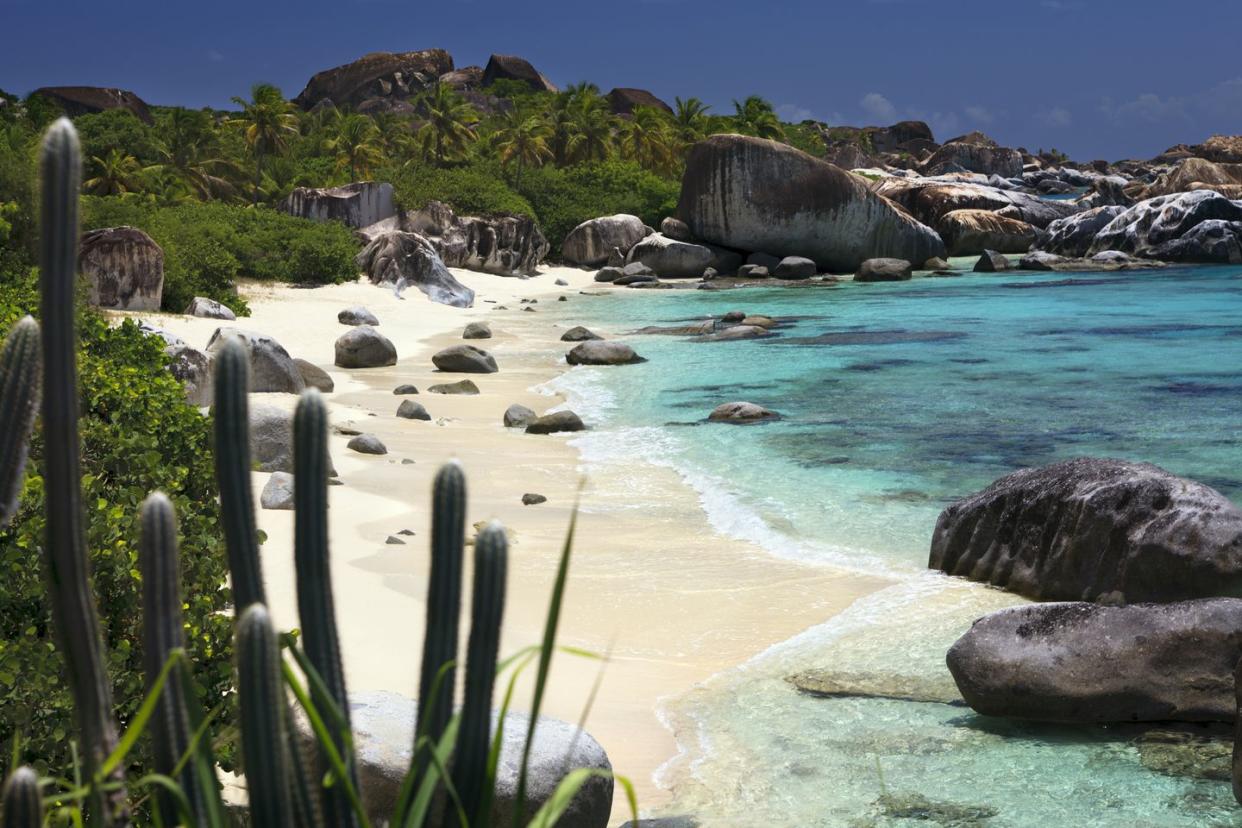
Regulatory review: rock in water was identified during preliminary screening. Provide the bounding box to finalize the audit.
[432,344,498,373]
[947,599,1242,723]
[260,472,295,510]
[973,250,1010,272]
[335,326,397,368]
[355,231,475,308]
[280,182,395,229]
[294,359,334,393]
[708,402,780,423]
[929,458,1242,603]
[565,341,644,365]
[206,328,305,393]
[562,214,648,266]
[1038,206,1127,257]
[525,411,586,434]
[678,135,944,271]
[462,321,491,339]
[855,258,913,282]
[625,233,741,277]
[184,296,235,320]
[560,326,602,342]
[395,400,430,421]
[921,133,1023,178]
[503,403,536,427]
[773,256,817,279]
[1149,220,1242,264]
[338,306,379,326]
[1088,190,1242,259]
[79,226,164,311]
[937,209,1037,256]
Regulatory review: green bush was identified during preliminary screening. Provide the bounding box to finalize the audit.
[81,198,359,314]
[383,159,535,219]
[0,271,235,778]
[73,109,159,165]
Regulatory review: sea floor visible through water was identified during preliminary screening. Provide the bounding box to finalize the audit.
[546,262,1242,827]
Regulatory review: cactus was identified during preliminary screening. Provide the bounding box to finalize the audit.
[237,603,295,828]
[1,767,43,828]
[140,492,222,824]
[213,336,266,611]
[453,521,509,826]
[0,316,40,528]
[38,117,128,826]
[293,389,359,827]
[413,461,467,784]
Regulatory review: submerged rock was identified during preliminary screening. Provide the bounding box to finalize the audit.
[566,341,644,365]
[855,258,913,282]
[525,411,586,434]
[789,669,961,705]
[947,599,1242,723]
[707,401,780,424]
[929,458,1242,603]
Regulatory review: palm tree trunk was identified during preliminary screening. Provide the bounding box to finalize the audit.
[253,148,263,206]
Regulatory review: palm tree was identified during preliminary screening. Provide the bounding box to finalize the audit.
[329,113,386,180]
[673,96,711,145]
[150,108,239,200]
[493,111,552,187]
[732,95,785,141]
[228,83,299,204]
[619,106,674,174]
[414,83,480,166]
[83,148,146,196]
[545,100,581,167]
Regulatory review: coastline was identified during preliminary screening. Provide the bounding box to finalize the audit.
[140,267,892,822]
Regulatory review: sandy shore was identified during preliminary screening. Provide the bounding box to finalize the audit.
[143,267,890,822]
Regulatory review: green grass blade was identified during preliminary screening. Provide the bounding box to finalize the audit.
[401,717,460,828]
[99,650,182,778]
[525,770,638,828]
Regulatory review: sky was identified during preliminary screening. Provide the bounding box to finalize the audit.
[2,0,1240,161]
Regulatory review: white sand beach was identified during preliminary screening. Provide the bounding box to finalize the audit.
[141,267,891,823]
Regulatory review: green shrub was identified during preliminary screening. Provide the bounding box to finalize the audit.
[383,159,535,219]
[73,109,159,164]
[0,271,235,778]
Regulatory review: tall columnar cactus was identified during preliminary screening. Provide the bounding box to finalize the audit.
[38,117,128,826]
[213,337,266,611]
[414,462,467,780]
[237,603,295,828]
[293,389,359,827]
[1,767,43,828]
[140,492,221,824]
[453,521,509,827]
[0,316,40,528]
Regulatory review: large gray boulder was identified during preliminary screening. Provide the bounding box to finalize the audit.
[625,233,741,278]
[279,181,395,228]
[561,214,648,266]
[929,458,1242,603]
[335,326,397,368]
[250,405,295,473]
[481,54,558,93]
[921,135,1023,178]
[678,135,945,272]
[503,403,536,427]
[855,258,913,282]
[294,359,334,392]
[291,49,453,111]
[166,343,212,407]
[1037,206,1128,257]
[525,411,586,434]
[873,178,1080,229]
[1149,220,1242,264]
[431,344,498,373]
[565,341,644,365]
[206,328,305,394]
[947,599,1242,723]
[184,296,235,320]
[402,200,548,276]
[1088,190,1242,259]
[79,226,164,311]
[356,231,475,308]
[937,209,1036,256]
[773,256,817,279]
[294,691,611,828]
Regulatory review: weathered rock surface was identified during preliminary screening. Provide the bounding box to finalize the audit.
[1142,157,1242,200]
[294,359,334,393]
[206,328,305,394]
[707,401,780,424]
[481,54,557,92]
[789,669,962,705]
[566,341,644,365]
[356,231,475,308]
[184,296,235,320]
[428,379,479,395]
[396,400,430,421]
[1088,190,1242,259]
[280,182,395,229]
[678,135,945,271]
[462,321,491,339]
[393,384,418,395]
[439,66,484,91]
[921,135,1023,178]
[938,209,1036,256]
[292,49,454,110]
[625,233,741,278]
[79,227,164,311]
[166,343,212,407]
[260,472,295,510]
[347,434,387,455]
[659,216,694,241]
[855,258,913,282]
[606,87,673,116]
[503,404,536,428]
[1148,220,1242,264]
[1037,206,1128,257]
[929,458,1242,603]
[947,599,1242,723]
[525,411,586,434]
[522,493,548,506]
[773,256,817,279]
[973,249,1010,272]
[32,86,153,122]
[560,326,602,342]
[873,179,1080,229]
[593,266,624,283]
[402,200,548,276]
[335,326,397,368]
[251,405,331,474]
[338,306,379,326]
[294,691,612,828]
[431,344,497,373]
[562,214,648,266]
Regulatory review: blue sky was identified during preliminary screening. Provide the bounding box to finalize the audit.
[2,0,1239,160]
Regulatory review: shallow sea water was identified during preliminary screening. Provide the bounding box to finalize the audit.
[546,263,1242,826]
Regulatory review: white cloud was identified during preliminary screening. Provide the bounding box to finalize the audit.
[1038,107,1073,127]
[207,49,224,62]
[860,93,897,122]
[964,105,994,125]
[776,104,816,123]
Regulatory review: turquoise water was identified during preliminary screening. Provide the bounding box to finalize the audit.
[547,264,1242,826]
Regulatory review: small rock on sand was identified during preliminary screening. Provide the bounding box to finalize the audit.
[463,322,492,339]
[428,379,480,395]
[393,384,419,395]
[347,434,388,455]
[525,411,586,434]
[260,472,295,510]
[504,404,536,427]
[432,345,498,374]
[560,326,602,342]
[396,400,431,420]
[522,493,548,505]
[385,535,405,545]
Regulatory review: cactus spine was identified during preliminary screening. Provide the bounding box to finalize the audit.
[453,521,508,826]
[237,603,295,828]
[1,767,43,828]
[293,389,359,826]
[38,117,127,826]
[0,316,40,528]
[213,337,266,611]
[414,461,467,782]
